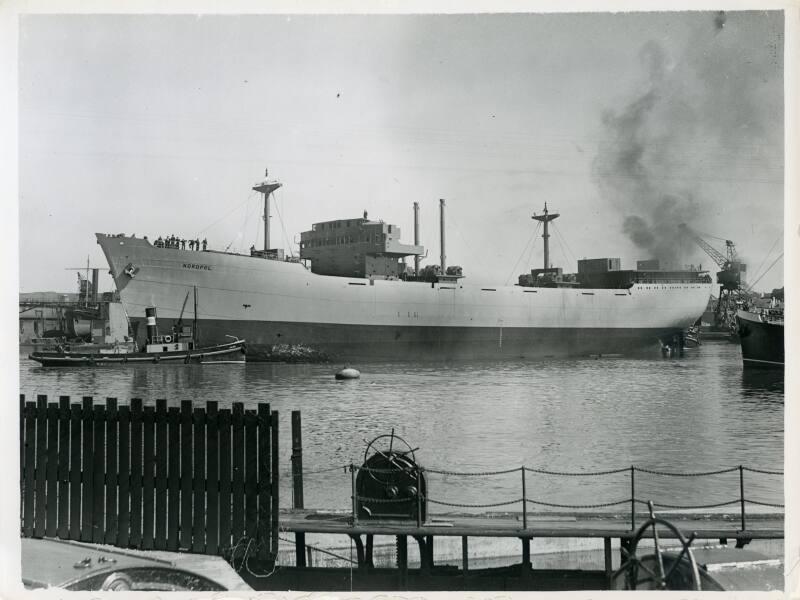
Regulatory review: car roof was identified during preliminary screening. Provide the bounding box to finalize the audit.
[22,538,174,589]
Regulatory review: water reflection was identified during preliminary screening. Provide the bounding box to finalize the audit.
[741,368,784,397]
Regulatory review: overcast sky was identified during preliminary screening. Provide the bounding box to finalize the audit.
[18,10,785,292]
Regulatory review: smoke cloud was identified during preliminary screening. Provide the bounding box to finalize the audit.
[592,12,782,267]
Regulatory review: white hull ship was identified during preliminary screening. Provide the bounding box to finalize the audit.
[96,175,713,361]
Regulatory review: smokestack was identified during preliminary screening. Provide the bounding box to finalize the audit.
[439,199,446,273]
[145,307,158,344]
[91,268,99,304]
[413,202,420,276]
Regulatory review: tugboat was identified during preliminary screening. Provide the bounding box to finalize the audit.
[29,305,245,367]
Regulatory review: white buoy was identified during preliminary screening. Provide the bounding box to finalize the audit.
[335,367,361,380]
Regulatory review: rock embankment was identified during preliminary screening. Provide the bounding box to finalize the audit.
[247,343,329,363]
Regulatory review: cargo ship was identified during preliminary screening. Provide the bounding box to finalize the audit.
[96,174,713,361]
[736,306,784,368]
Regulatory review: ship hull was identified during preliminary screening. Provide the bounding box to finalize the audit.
[736,310,784,369]
[97,234,713,361]
[128,316,683,360]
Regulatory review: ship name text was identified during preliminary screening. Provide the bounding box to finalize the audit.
[182,263,213,271]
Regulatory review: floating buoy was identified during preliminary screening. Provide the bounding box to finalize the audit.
[335,367,361,380]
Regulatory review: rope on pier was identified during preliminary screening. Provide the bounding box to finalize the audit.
[633,466,740,477]
[525,498,631,509]
[426,497,524,509]
[742,467,784,476]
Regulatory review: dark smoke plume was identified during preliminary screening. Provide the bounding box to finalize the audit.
[592,12,782,267]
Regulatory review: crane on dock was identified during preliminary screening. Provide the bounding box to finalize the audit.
[679,224,746,333]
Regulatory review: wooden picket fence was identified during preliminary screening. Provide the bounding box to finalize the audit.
[19,395,279,561]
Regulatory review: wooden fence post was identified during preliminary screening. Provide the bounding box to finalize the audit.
[45,401,58,538]
[92,403,106,543]
[79,397,94,542]
[129,398,143,548]
[167,405,180,551]
[257,403,271,561]
[231,403,245,546]
[192,406,207,553]
[116,401,131,548]
[154,399,168,550]
[270,410,280,560]
[206,401,219,555]
[34,395,48,538]
[179,400,193,550]
[291,410,305,567]
[57,396,70,539]
[218,407,232,554]
[105,398,118,544]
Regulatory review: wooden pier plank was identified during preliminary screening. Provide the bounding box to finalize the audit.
[167,406,180,551]
[79,397,93,542]
[92,404,105,543]
[57,397,70,539]
[116,403,130,548]
[205,402,219,555]
[104,399,118,544]
[154,400,168,550]
[142,405,156,550]
[192,406,207,553]
[180,401,193,550]
[129,398,143,548]
[34,395,48,538]
[45,402,58,538]
[278,509,785,541]
[218,408,232,553]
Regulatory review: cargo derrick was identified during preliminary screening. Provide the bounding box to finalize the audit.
[679,224,746,333]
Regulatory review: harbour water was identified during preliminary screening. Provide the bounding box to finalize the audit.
[19,341,783,515]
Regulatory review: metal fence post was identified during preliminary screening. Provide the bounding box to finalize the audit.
[351,464,358,526]
[630,466,636,530]
[416,468,423,528]
[739,465,747,532]
[521,467,527,530]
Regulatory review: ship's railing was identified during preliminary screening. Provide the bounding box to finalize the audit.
[299,462,783,530]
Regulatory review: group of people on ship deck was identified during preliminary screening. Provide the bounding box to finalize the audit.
[153,235,207,251]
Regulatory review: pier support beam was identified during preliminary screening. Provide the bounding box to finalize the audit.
[462,536,469,582]
[521,537,532,577]
[604,537,613,589]
[290,411,305,567]
[349,534,365,568]
[396,535,408,589]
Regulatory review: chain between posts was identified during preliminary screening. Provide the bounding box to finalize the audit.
[338,462,780,529]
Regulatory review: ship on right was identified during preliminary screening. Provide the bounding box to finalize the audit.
[736,291,784,369]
